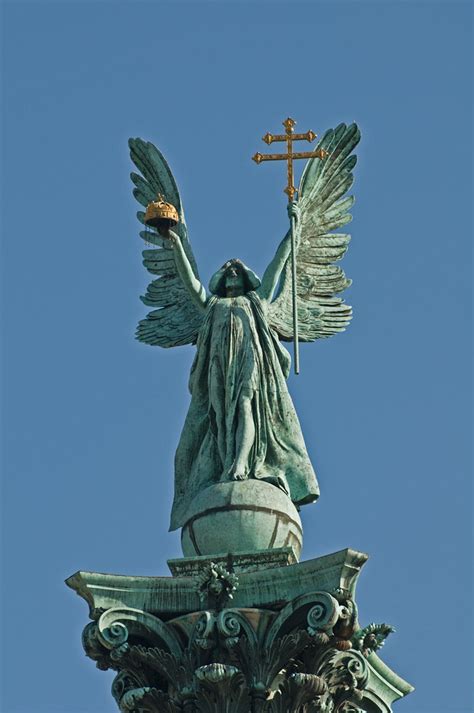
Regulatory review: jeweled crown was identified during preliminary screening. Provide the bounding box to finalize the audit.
[144,194,179,228]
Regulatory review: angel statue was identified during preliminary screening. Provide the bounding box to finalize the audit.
[129,123,360,532]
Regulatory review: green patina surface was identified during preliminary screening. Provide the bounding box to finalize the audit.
[66,124,415,712]
[180,480,303,560]
[129,124,359,537]
[66,548,368,618]
[67,548,413,712]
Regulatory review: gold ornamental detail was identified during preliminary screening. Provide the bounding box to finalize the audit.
[144,194,179,229]
[252,117,328,202]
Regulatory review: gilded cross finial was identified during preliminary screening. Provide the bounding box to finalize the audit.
[252,117,328,202]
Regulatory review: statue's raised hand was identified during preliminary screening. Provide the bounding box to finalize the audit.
[267,123,360,342]
[287,201,301,224]
[165,230,180,249]
[129,137,205,348]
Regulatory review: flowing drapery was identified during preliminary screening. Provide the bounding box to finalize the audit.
[170,291,319,531]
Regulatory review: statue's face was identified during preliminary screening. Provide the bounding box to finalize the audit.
[209,579,224,595]
[224,263,246,295]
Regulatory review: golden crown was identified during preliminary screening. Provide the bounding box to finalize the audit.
[144,194,179,228]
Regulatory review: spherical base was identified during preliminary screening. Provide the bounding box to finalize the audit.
[181,480,302,560]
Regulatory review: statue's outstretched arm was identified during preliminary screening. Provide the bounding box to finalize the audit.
[257,231,291,301]
[257,203,299,302]
[168,231,207,311]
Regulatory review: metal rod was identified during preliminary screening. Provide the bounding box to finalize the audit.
[290,209,299,375]
[252,118,328,375]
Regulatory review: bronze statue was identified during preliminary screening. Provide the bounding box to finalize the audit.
[129,122,360,531]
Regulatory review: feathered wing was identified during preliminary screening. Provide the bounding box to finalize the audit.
[268,123,360,341]
[129,138,204,347]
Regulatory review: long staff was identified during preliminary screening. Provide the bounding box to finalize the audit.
[289,201,300,374]
[253,117,327,374]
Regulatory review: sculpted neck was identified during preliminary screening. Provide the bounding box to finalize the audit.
[225,287,245,298]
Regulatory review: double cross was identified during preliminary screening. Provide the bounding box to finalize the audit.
[252,117,328,202]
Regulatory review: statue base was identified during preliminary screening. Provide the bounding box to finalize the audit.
[180,480,303,560]
[168,545,298,576]
[66,548,413,712]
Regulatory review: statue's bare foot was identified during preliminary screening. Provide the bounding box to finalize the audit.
[227,462,247,481]
[232,471,247,481]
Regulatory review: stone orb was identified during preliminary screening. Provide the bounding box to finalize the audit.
[181,480,302,560]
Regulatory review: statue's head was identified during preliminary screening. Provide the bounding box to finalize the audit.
[209,259,261,297]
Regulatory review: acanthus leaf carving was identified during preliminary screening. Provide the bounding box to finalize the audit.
[235,628,311,696]
[194,665,250,713]
[315,649,369,709]
[112,669,160,712]
[352,623,395,658]
[79,596,399,713]
[268,672,329,713]
[126,644,199,698]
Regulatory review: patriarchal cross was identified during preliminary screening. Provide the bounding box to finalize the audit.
[252,117,328,375]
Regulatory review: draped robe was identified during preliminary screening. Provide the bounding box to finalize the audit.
[170,291,319,531]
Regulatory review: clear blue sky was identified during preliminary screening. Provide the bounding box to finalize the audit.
[1,1,472,712]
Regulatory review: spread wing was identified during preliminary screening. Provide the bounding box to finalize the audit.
[268,122,360,341]
[129,138,205,347]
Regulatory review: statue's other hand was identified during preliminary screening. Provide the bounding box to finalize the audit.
[287,201,301,224]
